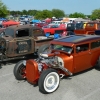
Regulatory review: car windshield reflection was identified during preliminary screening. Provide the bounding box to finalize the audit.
[51,44,73,54]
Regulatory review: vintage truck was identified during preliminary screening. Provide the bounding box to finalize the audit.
[13,34,100,94]
[74,22,100,35]
[0,24,54,61]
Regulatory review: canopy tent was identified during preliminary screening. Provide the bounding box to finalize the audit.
[61,18,69,22]
[31,19,41,23]
[2,20,20,27]
[74,18,90,22]
[0,18,7,21]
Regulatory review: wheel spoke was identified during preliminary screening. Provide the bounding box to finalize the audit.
[18,65,26,78]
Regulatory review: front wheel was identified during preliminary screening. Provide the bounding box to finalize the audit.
[13,60,26,80]
[38,69,60,94]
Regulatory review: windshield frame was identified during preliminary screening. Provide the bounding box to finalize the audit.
[51,44,73,54]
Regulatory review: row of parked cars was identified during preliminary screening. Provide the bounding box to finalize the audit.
[32,21,100,37]
[1,22,100,94]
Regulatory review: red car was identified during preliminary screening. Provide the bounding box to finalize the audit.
[34,22,48,28]
[43,24,66,35]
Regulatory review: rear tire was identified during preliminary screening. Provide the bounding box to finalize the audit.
[13,60,26,80]
[38,68,60,94]
[95,57,100,70]
[98,57,100,70]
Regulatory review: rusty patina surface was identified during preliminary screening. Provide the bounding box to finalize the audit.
[0,25,53,61]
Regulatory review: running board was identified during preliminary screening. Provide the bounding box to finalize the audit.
[0,56,25,62]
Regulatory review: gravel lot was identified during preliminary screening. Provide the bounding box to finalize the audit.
[0,60,100,100]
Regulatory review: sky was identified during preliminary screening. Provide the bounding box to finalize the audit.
[2,0,100,15]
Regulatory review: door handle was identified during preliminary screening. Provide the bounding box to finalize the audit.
[89,52,91,54]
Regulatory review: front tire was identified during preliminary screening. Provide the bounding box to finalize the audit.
[38,69,60,94]
[13,60,26,80]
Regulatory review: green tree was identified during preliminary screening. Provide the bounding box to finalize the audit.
[0,0,8,17]
[52,9,65,18]
[28,10,38,16]
[10,10,16,16]
[34,10,42,19]
[69,12,86,18]
[41,10,52,19]
[91,8,100,20]
[22,10,28,15]
[35,10,52,19]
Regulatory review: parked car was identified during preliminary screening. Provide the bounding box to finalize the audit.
[13,34,100,94]
[0,25,54,62]
[42,24,58,29]
[43,24,66,35]
[34,22,48,28]
[74,22,100,35]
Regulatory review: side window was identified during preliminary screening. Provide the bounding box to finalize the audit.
[76,43,89,53]
[97,24,100,29]
[16,29,29,37]
[91,40,100,49]
[87,23,94,27]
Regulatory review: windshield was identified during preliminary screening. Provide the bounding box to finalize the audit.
[5,28,14,37]
[51,44,73,54]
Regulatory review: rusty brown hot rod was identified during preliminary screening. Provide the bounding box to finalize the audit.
[0,25,53,61]
[13,35,100,94]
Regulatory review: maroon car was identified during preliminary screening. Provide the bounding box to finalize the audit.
[34,22,48,28]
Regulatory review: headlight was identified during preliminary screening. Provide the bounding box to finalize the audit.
[55,56,64,67]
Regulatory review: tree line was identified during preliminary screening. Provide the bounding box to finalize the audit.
[1,0,100,20]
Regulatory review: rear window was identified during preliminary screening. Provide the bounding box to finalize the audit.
[33,29,44,37]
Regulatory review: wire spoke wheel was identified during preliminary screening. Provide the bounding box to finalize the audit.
[13,60,26,80]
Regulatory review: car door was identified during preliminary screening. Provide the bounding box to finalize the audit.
[73,43,92,73]
[14,28,33,56]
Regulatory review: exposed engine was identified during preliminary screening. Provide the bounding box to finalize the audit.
[36,56,64,72]
[34,53,72,76]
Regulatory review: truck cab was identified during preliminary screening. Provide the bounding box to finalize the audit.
[0,25,53,61]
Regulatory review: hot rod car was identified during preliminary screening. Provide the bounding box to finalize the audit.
[13,35,100,94]
[0,24,54,61]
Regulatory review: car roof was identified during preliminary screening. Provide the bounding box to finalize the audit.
[53,35,100,44]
